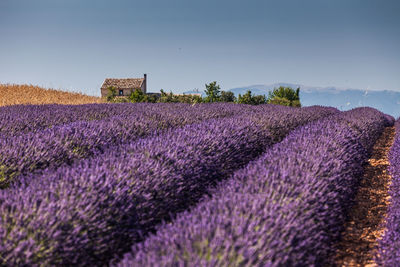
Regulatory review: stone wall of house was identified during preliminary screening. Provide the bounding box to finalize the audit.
[101,87,145,98]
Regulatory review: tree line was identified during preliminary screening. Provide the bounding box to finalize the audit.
[107,81,301,107]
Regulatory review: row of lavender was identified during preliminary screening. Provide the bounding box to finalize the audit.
[0,104,132,137]
[0,103,260,188]
[118,107,393,266]
[0,105,337,265]
[376,119,400,266]
[0,103,237,137]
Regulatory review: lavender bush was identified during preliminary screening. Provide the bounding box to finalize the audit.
[0,105,336,266]
[118,107,391,267]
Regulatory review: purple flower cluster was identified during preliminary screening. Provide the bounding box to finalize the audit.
[0,102,260,138]
[0,105,336,266]
[0,103,257,188]
[118,107,391,267]
[376,119,400,266]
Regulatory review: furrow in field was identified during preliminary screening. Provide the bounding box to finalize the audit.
[375,120,400,267]
[334,126,394,267]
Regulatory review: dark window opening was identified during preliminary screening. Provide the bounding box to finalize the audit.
[119,90,123,96]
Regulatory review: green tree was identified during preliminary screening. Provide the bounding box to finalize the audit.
[267,96,291,106]
[129,88,148,103]
[267,86,301,107]
[204,81,221,103]
[237,90,267,105]
[220,91,236,102]
[252,94,267,105]
[106,86,117,102]
[237,90,253,104]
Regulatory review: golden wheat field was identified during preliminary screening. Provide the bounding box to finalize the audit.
[0,84,104,106]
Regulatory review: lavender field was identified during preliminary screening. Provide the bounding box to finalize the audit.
[0,103,397,266]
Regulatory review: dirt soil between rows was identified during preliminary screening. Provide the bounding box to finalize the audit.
[334,126,395,266]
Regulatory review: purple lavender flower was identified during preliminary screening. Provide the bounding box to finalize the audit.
[0,104,336,266]
[117,107,390,267]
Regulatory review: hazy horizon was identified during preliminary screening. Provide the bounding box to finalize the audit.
[1,0,399,96]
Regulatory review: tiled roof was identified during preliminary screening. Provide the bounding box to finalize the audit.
[101,78,144,90]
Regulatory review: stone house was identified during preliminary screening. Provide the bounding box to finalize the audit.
[101,74,147,98]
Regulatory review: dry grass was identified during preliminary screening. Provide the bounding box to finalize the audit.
[0,84,104,106]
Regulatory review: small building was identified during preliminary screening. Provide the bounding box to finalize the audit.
[101,74,147,98]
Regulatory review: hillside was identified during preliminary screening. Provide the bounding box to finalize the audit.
[0,84,103,106]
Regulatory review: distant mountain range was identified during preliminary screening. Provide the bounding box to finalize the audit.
[185,83,400,118]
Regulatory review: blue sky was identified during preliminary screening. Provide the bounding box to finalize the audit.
[0,0,399,96]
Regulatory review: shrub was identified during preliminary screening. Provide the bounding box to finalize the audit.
[267,86,301,107]
[237,90,266,105]
[106,86,117,101]
[220,91,236,103]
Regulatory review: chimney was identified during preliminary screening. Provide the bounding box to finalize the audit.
[143,73,147,94]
